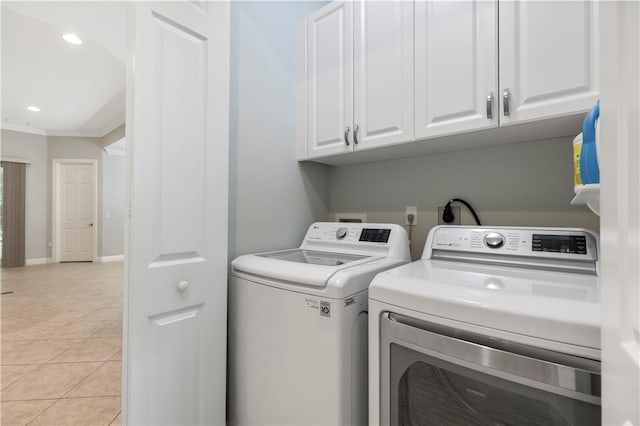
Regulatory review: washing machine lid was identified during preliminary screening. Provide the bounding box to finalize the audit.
[369,259,601,350]
[232,249,380,288]
[258,249,368,266]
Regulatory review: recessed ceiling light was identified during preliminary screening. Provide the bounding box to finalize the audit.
[27,105,41,112]
[62,33,82,45]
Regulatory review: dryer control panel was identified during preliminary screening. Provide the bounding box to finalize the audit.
[425,226,598,264]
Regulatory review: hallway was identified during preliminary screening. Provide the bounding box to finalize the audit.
[1,262,123,425]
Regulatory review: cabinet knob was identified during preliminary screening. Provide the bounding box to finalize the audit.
[486,93,494,120]
[344,126,351,146]
[177,280,190,292]
[354,125,359,145]
[503,88,511,117]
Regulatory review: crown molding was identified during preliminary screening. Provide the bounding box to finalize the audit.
[1,122,48,136]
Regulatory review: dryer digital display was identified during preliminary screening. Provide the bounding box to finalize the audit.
[532,234,587,254]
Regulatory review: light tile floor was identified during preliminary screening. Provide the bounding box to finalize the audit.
[1,262,123,425]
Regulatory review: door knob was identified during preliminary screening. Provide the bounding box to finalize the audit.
[177,280,190,292]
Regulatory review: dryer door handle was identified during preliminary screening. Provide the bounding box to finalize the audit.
[384,313,601,400]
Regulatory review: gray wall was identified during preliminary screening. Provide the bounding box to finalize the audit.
[1,129,125,260]
[1,130,49,259]
[229,1,330,258]
[328,137,600,259]
[101,151,125,257]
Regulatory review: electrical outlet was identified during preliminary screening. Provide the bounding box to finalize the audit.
[405,206,417,225]
[437,206,461,225]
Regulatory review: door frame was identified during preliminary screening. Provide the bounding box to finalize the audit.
[51,158,98,263]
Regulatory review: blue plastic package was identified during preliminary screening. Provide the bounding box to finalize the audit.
[580,101,600,184]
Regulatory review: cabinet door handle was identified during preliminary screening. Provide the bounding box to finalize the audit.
[486,93,494,120]
[344,126,351,146]
[354,125,359,145]
[503,89,511,117]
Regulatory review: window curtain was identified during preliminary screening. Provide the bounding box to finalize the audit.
[1,161,26,267]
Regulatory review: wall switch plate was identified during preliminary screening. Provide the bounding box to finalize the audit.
[438,206,461,225]
[405,206,417,225]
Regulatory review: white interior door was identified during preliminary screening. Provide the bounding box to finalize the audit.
[60,162,95,262]
[124,1,229,424]
[600,2,640,424]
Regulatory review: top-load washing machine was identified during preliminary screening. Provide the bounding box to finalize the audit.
[369,225,601,426]
[228,222,410,426]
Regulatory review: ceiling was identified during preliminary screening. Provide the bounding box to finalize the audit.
[1,1,127,137]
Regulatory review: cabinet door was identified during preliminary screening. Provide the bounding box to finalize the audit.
[307,1,353,158]
[499,1,599,125]
[415,1,498,139]
[353,0,413,150]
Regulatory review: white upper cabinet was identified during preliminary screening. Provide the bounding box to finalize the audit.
[353,1,414,150]
[306,1,413,159]
[499,1,599,125]
[299,1,600,165]
[306,1,353,158]
[415,1,498,139]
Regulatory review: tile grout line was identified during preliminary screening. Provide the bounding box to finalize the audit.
[18,398,58,426]
[58,359,107,400]
[108,409,122,426]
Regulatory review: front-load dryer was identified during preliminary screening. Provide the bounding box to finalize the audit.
[369,226,601,426]
[228,222,410,426]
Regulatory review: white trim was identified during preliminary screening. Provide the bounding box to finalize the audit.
[47,129,106,138]
[2,121,126,139]
[51,159,99,263]
[25,257,51,266]
[1,157,31,164]
[1,122,47,136]
[98,255,124,263]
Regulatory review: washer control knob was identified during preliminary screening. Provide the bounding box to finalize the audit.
[484,232,505,249]
[336,227,349,240]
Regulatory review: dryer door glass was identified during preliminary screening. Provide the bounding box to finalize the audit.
[390,344,600,426]
[258,249,367,266]
[381,314,601,426]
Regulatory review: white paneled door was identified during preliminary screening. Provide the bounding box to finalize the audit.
[353,0,414,150]
[414,0,497,139]
[60,163,95,262]
[306,1,353,158]
[124,1,229,425]
[600,2,640,424]
[498,1,599,125]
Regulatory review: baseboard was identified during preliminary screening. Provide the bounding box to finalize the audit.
[25,257,51,265]
[97,255,124,263]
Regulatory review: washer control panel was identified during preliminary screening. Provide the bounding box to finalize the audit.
[307,223,392,244]
[301,222,410,260]
[428,226,598,261]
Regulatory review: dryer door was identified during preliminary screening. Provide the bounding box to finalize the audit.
[379,313,601,426]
